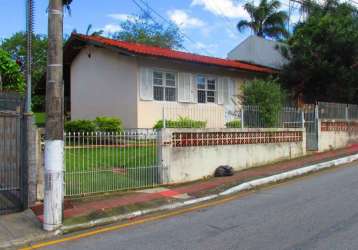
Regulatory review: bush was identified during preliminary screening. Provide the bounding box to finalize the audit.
[64,116,123,133]
[153,116,207,129]
[242,78,286,127]
[31,95,45,112]
[226,119,241,128]
[64,120,96,133]
[95,117,123,132]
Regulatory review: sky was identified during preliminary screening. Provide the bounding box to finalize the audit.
[0,0,302,58]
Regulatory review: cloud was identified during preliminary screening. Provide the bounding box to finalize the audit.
[102,24,122,34]
[107,13,135,22]
[191,0,250,19]
[167,9,206,29]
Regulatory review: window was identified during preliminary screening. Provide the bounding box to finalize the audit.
[153,71,176,101]
[197,75,216,103]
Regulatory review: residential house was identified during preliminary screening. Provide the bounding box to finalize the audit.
[227,35,288,70]
[64,33,276,128]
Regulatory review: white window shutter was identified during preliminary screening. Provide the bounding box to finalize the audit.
[139,67,153,101]
[226,78,235,105]
[217,77,226,105]
[191,74,197,103]
[178,72,192,103]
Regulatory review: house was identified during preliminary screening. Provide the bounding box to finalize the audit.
[227,35,288,70]
[64,33,276,128]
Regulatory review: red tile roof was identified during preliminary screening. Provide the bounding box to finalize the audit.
[70,33,277,74]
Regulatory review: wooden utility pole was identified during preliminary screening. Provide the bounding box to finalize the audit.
[43,0,64,231]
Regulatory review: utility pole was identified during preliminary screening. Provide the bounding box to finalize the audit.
[25,0,33,112]
[43,0,64,231]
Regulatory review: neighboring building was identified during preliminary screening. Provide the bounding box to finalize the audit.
[64,33,276,128]
[227,35,288,70]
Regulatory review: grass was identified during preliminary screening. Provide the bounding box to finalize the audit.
[64,145,160,196]
[34,112,45,127]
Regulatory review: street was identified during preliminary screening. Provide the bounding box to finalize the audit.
[41,163,358,250]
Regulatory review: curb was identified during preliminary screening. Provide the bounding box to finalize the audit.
[0,231,58,250]
[61,153,358,233]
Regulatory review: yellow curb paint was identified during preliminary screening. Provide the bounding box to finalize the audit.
[20,194,244,250]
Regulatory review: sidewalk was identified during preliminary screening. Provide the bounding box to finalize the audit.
[31,144,358,226]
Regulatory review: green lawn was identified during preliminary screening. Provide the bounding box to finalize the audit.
[64,145,160,196]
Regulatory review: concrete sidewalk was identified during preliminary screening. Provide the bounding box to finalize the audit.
[0,210,54,249]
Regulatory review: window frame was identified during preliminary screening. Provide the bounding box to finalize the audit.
[152,69,177,102]
[196,75,217,104]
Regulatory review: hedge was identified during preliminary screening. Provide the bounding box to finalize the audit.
[153,116,207,129]
[64,117,123,133]
[225,119,241,128]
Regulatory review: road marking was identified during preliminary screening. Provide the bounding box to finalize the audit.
[20,194,245,250]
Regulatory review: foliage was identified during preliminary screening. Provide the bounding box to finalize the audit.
[34,112,46,127]
[280,0,358,104]
[0,32,47,95]
[225,119,242,128]
[94,117,123,133]
[0,48,25,93]
[64,117,123,132]
[153,116,207,129]
[242,78,285,127]
[237,0,289,40]
[64,120,96,133]
[31,95,45,112]
[111,12,184,49]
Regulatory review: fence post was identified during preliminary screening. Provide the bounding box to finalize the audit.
[162,107,166,128]
[315,105,319,120]
[345,105,349,121]
[240,107,244,129]
[301,111,305,128]
[158,128,170,184]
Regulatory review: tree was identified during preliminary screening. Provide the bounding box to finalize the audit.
[111,12,184,49]
[242,78,286,127]
[280,0,358,104]
[237,0,289,40]
[0,32,47,95]
[0,48,25,92]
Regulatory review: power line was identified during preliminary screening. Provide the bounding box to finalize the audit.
[133,0,216,56]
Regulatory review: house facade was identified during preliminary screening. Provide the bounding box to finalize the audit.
[65,34,276,128]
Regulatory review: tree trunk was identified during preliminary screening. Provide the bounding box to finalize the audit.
[43,0,64,232]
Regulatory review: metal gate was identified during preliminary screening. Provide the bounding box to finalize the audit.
[0,93,25,215]
[303,105,319,151]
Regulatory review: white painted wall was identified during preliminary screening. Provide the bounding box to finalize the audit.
[160,128,306,183]
[71,46,138,128]
[318,120,358,152]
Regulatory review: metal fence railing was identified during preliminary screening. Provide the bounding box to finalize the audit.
[317,102,358,120]
[0,92,23,111]
[64,129,162,197]
[239,106,304,129]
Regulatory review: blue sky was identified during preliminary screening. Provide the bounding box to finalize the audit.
[1,0,301,58]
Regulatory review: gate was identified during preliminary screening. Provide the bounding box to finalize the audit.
[303,105,319,151]
[0,93,25,215]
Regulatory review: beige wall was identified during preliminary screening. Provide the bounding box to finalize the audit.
[71,46,138,128]
[137,57,258,128]
[160,128,306,183]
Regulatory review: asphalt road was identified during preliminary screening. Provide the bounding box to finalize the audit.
[44,163,358,250]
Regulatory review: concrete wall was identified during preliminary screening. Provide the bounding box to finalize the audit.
[71,46,138,128]
[318,120,358,152]
[160,128,306,183]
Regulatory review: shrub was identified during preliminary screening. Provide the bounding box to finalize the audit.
[64,120,96,133]
[95,117,123,132]
[242,78,286,127]
[31,95,45,112]
[226,119,241,128]
[153,116,207,129]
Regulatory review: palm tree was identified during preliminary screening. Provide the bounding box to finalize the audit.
[237,0,289,40]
